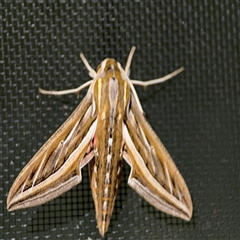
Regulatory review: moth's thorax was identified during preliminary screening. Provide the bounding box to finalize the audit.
[93,58,130,117]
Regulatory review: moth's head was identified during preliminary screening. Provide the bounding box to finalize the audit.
[96,58,122,74]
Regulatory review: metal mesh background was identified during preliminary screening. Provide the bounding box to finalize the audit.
[1,1,239,239]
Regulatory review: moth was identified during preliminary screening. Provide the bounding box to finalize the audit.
[7,47,192,237]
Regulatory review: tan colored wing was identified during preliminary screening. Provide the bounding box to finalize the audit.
[122,94,192,221]
[7,92,97,211]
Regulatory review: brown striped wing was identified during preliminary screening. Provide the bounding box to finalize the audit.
[7,91,97,211]
[122,94,193,221]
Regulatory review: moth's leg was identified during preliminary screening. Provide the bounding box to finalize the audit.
[40,51,95,96]
[131,67,184,88]
[39,80,93,96]
[80,53,96,78]
[125,46,136,76]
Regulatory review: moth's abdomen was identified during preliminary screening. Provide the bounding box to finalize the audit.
[90,119,124,236]
[90,158,123,237]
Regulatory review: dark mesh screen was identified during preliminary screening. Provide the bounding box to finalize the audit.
[1,1,239,239]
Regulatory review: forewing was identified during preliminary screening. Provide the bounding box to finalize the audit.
[7,91,97,211]
[123,94,193,221]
